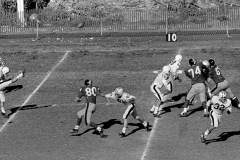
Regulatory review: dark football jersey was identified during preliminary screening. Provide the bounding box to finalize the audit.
[77,86,103,104]
[184,62,207,85]
[208,65,225,84]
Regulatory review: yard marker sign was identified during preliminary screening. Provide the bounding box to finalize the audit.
[166,33,177,42]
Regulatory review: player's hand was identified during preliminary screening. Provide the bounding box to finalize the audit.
[75,97,81,102]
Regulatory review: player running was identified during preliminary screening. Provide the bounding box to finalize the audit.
[0,66,25,118]
[201,91,232,144]
[105,87,150,138]
[180,58,209,117]
[207,59,240,108]
[70,79,106,138]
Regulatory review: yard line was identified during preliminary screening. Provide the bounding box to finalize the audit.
[0,51,70,134]
[140,118,159,160]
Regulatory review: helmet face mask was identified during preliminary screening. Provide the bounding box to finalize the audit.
[219,91,227,103]
[115,87,123,97]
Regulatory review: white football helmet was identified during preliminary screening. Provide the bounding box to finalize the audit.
[219,91,227,103]
[175,55,182,63]
[115,87,123,96]
[162,65,171,74]
[2,66,10,76]
[202,60,210,68]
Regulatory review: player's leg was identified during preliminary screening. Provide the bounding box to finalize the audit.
[198,83,209,117]
[150,84,160,113]
[157,82,172,114]
[70,108,85,133]
[0,91,7,118]
[201,111,219,143]
[180,85,196,116]
[225,87,240,108]
[132,107,150,132]
[85,103,104,137]
[211,80,229,98]
[120,104,134,137]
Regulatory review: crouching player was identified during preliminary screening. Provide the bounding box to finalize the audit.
[201,91,232,144]
[105,87,151,138]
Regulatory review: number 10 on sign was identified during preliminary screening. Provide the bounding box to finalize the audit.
[166,33,177,42]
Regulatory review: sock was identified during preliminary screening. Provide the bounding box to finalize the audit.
[122,127,126,133]
[74,125,79,130]
[96,126,101,132]
[150,106,156,112]
[204,130,209,136]
[142,121,147,127]
[1,107,5,113]
[154,106,159,114]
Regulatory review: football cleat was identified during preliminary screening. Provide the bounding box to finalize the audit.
[145,122,151,132]
[70,129,78,133]
[200,133,206,143]
[119,132,126,138]
[203,112,209,117]
[1,112,8,118]
[150,110,154,113]
[153,114,161,118]
[180,111,188,117]
[99,129,104,138]
[19,69,25,77]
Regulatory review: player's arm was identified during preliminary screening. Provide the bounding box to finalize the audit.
[75,88,83,102]
[96,87,106,97]
[126,95,136,103]
[105,92,117,100]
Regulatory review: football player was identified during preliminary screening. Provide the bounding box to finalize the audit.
[70,79,106,138]
[169,54,183,77]
[0,66,25,118]
[150,65,178,117]
[207,59,240,108]
[105,87,150,138]
[180,58,209,117]
[201,91,232,144]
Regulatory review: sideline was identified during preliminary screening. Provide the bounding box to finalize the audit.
[0,51,70,134]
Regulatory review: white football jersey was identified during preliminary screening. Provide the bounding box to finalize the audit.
[208,96,231,115]
[152,72,172,88]
[105,91,136,106]
[168,60,181,75]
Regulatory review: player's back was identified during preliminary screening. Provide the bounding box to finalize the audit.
[79,85,101,104]
[208,65,225,84]
[184,62,207,85]
[210,96,231,115]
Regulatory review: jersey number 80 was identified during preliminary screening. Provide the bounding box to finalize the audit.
[85,87,97,96]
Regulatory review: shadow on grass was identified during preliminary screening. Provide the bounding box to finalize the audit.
[205,130,240,145]
[124,122,152,137]
[7,104,52,117]
[4,85,23,93]
[71,118,122,137]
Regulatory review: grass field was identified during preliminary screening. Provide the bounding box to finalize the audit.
[0,35,240,160]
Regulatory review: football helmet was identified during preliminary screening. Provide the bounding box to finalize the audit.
[202,60,210,68]
[175,54,182,63]
[189,58,197,66]
[115,87,123,96]
[219,91,227,103]
[162,65,171,74]
[208,59,215,67]
[84,79,92,86]
[2,66,10,76]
